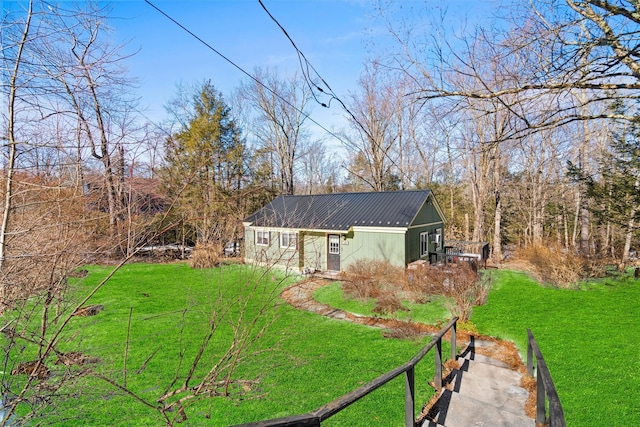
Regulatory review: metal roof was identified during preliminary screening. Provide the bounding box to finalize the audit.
[244,189,433,231]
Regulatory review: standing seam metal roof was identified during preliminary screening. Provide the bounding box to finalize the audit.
[244,190,433,231]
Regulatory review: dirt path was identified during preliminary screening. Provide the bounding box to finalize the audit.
[280,278,526,372]
[281,278,448,338]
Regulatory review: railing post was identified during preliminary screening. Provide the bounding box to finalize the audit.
[450,321,457,361]
[405,367,415,427]
[434,338,442,391]
[527,331,533,377]
[536,363,546,424]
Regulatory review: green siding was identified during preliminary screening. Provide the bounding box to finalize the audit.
[243,226,300,271]
[407,195,445,263]
[301,232,326,272]
[410,196,443,226]
[245,192,446,271]
[341,230,406,269]
[406,225,443,262]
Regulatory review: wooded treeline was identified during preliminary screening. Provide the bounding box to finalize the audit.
[2,0,640,286]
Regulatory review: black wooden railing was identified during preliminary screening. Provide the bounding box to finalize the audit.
[527,329,566,427]
[232,317,459,427]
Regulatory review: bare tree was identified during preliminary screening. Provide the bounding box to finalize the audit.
[0,0,33,281]
[1,2,164,424]
[239,68,313,195]
[342,63,401,191]
[388,0,640,134]
[297,140,341,194]
[26,1,141,254]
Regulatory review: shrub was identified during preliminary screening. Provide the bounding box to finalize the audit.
[381,322,425,340]
[372,291,407,315]
[342,259,405,301]
[410,262,488,321]
[188,243,221,269]
[341,260,413,316]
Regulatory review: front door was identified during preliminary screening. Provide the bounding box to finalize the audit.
[327,234,341,271]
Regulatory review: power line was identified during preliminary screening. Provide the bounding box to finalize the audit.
[257,0,420,188]
[143,0,347,146]
[257,0,335,108]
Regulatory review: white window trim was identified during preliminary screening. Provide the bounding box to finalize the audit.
[420,232,429,257]
[328,235,340,255]
[434,228,443,251]
[256,230,270,246]
[280,232,297,249]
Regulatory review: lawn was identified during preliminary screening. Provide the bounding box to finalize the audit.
[2,263,438,426]
[7,264,635,427]
[472,270,640,427]
[311,269,640,427]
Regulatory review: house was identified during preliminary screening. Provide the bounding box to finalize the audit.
[243,190,446,273]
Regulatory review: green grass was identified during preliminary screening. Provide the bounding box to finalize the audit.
[3,263,440,426]
[472,270,640,427]
[13,264,635,426]
[313,282,452,324]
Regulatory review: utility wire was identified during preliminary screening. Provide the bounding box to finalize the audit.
[144,0,346,146]
[257,0,335,108]
[258,0,419,188]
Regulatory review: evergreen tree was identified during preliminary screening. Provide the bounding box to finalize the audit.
[568,103,640,262]
[163,81,247,245]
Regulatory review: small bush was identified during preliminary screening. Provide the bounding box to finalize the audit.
[382,322,425,340]
[410,262,488,321]
[188,243,221,269]
[342,259,405,301]
[372,291,407,315]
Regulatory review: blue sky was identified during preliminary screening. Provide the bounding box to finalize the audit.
[109,1,497,137]
[111,1,378,128]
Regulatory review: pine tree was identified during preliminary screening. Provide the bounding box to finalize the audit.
[163,81,246,245]
[568,103,640,262]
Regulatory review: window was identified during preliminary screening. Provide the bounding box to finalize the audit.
[434,228,443,251]
[420,228,442,256]
[256,230,270,246]
[280,232,297,249]
[420,232,429,257]
[329,235,340,254]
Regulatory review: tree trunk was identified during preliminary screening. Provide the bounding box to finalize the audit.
[493,189,503,260]
[580,200,590,254]
[1,1,32,275]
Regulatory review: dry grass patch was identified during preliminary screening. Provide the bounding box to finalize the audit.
[513,244,597,288]
[188,243,222,269]
[520,374,538,419]
[472,337,525,372]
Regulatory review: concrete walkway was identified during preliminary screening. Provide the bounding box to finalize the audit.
[422,337,534,427]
